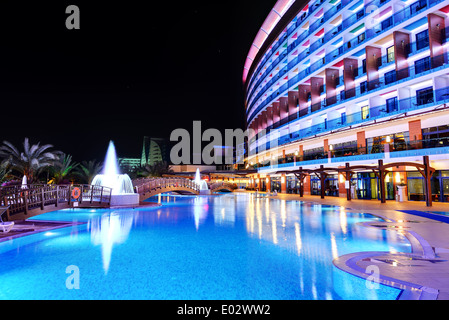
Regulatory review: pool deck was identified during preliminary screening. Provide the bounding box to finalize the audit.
[269,193,449,300]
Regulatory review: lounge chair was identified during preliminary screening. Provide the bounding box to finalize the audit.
[0,206,14,233]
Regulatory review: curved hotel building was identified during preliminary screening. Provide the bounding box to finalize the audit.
[244,0,449,203]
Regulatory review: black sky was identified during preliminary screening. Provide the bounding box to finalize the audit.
[0,0,277,162]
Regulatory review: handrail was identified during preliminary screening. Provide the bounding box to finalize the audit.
[133,178,200,195]
[209,182,238,191]
[0,184,113,218]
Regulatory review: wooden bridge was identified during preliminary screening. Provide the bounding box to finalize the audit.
[133,178,238,201]
[209,182,238,193]
[0,184,112,221]
[133,178,200,201]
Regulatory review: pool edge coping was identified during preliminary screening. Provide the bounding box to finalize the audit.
[332,212,440,300]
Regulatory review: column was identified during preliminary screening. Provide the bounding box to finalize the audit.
[423,156,432,207]
[428,13,446,68]
[325,68,339,106]
[338,166,346,199]
[261,110,268,132]
[393,31,411,80]
[311,77,324,112]
[288,91,299,122]
[279,97,289,125]
[281,174,287,194]
[304,175,311,195]
[366,46,382,90]
[344,58,358,99]
[266,175,271,193]
[266,106,273,129]
[323,139,330,158]
[272,102,281,128]
[357,131,366,154]
[298,84,311,117]
[409,119,423,149]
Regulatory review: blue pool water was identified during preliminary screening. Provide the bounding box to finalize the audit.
[0,193,410,300]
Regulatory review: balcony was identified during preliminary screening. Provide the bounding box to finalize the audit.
[246,0,446,121]
[250,82,449,154]
[254,136,449,172]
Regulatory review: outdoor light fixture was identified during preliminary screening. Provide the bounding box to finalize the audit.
[281,176,286,183]
[339,174,345,183]
[386,136,391,143]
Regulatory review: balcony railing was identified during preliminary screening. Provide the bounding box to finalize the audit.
[246,0,447,121]
[253,137,449,171]
[250,82,449,153]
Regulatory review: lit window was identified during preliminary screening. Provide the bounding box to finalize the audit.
[361,105,370,120]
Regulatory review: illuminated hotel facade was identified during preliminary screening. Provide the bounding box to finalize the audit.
[243,0,449,202]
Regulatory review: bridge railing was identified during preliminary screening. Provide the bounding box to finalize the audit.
[209,182,238,191]
[0,184,112,218]
[134,178,199,194]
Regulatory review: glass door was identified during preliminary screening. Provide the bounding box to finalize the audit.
[356,173,371,199]
[442,178,449,202]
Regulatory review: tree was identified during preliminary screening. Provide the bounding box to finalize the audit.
[74,160,103,185]
[0,162,12,184]
[48,153,79,185]
[0,138,60,183]
[137,161,173,178]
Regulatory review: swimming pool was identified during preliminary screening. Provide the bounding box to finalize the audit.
[0,193,410,300]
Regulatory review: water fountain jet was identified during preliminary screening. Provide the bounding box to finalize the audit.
[194,168,211,195]
[91,141,140,206]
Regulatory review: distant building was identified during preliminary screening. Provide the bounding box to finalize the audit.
[141,137,171,166]
[119,158,141,173]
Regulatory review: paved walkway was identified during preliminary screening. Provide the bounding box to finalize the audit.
[270,193,449,300]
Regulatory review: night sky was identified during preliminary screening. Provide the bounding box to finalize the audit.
[0,0,277,162]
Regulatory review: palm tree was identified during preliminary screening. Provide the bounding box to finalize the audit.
[137,161,173,178]
[74,160,103,185]
[48,153,79,185]
[0,162,12,184]
[0,138,60,183]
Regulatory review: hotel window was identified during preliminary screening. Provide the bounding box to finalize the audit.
[358,32,365,44]
[410,0,427,15]
[381,16,393,31]
[356,9,364,20]
[415,56,431,74]
[387,46,395,63]
[341,112,346,124]
[422,125,449,142]
[416,30,429,50]
[331,141,358,157]
[360,81,367,94]
[386,97,398,113]
[361,105,369,120]
[384,70,396,85]
[416,86,434,105]
[362,59,366,74]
